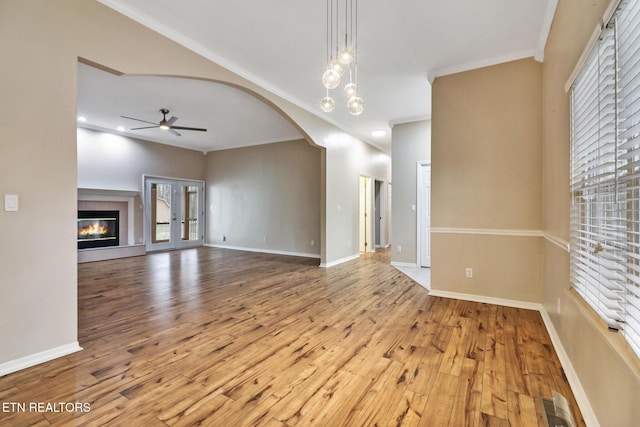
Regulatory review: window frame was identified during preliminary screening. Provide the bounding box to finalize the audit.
[570,0,640,360]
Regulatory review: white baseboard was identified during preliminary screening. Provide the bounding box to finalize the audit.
[0,342,82,377]
[205,244,321,259]
[391,261,419,268]
[319,253,360,268]
[428,289,542,311]
[428,289,597,427]
[539,309,599,427]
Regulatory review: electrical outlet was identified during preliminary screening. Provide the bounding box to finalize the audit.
[222,235,226,242]
[465,268,473,278]
[311,240,315,246]
[263,236,267,243]
[397,245,402,253]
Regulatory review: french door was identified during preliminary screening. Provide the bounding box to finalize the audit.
[144,177,204,251]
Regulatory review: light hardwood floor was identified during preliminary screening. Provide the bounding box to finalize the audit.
[0,248,584,426]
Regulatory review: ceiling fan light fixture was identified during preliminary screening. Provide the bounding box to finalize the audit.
[121,109,207,136]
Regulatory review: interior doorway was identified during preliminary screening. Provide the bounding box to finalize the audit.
[144,176,204,252]
[374,180,383,248]
[417,163,431,267]
[387,182,392,246]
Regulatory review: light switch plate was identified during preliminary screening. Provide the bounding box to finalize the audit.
[4,194,19,212]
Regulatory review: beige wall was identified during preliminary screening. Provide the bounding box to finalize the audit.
[323,134,391,265]
[391,120,431,265]
[205,139,321,256]
[0,1,81,365]
[431,58,543,302]
[0,0,390,369]
[542,0,640,425]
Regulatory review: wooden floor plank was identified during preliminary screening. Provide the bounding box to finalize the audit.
[507,390,540,427]
[386,389,428,427]
[344,359,411,426]
[481,305,509,421]
[448,357,481,427]
[0,247,586,426]
[418,371,459,426]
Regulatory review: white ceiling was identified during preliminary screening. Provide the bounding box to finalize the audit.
[81,0,556,153]
[77,63,303,152]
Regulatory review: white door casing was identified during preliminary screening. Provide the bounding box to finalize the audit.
[418,163,431,267]
[144,176,204,252]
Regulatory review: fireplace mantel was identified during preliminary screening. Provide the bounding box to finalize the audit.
[77,189,145,262]
[78,189,137,246]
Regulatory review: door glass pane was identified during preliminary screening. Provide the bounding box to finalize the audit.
[181,185,199,241]
[151,183,172,243]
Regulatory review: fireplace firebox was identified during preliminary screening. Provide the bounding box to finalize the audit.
[77,210,119,249]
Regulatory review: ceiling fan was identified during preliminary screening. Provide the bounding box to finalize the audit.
[121,108,207,137]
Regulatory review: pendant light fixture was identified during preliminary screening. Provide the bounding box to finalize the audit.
[321,91,335,113]
[321,0,364,115]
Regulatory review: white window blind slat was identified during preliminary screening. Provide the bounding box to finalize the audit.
[619,75,640,109]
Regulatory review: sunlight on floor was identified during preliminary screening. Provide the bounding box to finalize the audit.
[394,266,430,290]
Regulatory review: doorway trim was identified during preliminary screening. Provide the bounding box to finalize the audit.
[374,179,384,248]
[359,175,373,253]
[416,161,431,267]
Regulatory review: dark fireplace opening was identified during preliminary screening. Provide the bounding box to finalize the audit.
[77,210,119,249]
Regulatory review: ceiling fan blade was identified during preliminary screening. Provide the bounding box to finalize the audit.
[168,128,181,137]
[130,125,160,130]
[120,115,159,125]
[167,116,178,126]
[171,126,207,132]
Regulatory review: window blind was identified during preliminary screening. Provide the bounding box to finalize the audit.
[616,0,640,357]
[570,0,640,359]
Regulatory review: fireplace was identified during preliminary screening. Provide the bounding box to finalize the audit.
[77,210,119,249]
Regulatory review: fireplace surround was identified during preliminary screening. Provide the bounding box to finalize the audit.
[77,210,119,249]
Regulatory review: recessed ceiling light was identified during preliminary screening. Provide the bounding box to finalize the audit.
[77,116,87,122]
[371,130,386,138]
[117,126,125,132]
